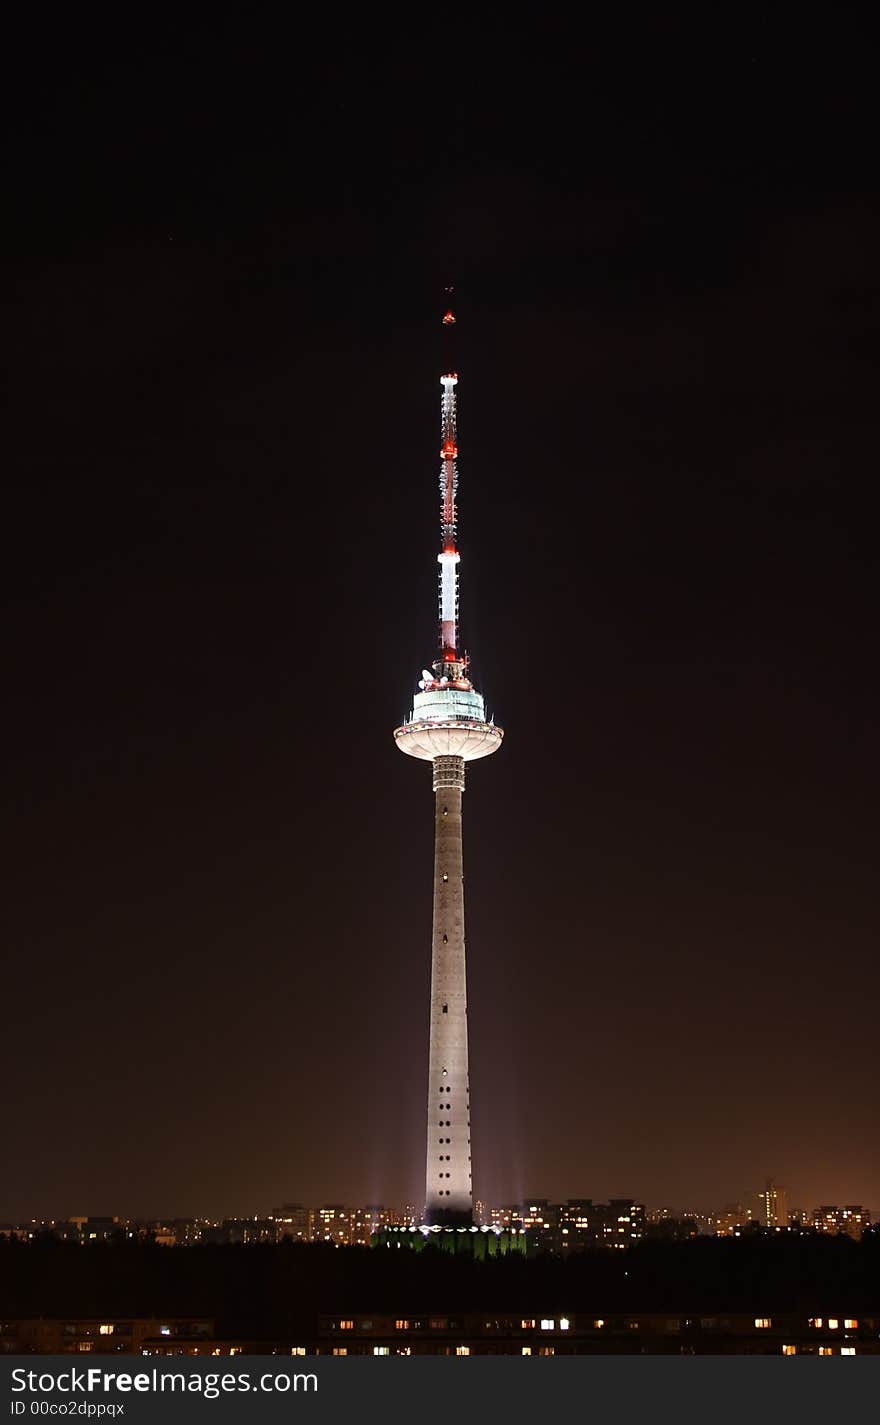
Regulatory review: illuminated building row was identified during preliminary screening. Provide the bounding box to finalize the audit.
[4,1314,875,1356]
[482,1199,648,1249]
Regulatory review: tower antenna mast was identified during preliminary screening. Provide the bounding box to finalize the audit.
[438,289,461,673]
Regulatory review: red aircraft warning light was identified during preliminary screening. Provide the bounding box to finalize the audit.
[442,310,456,325]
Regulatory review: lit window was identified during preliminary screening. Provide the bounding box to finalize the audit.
[521,1346,532,1356]
[159,1328,171,1337]
[593,1319,605,1329]
[521,1319,535,1329]
[540,1319,555,1331]
[754,1319,771,1329]
[559,1318,570,1331]
[841,1348,856,1356]
[782,1345,796,1356]
[456,1346,470,1356]
[332,1348,347,1356]
[98,1325,114,1336]
[76,1344,93,1353]
[291,1347,306,1356]
[339,1320,354,1331]
[395,1320,409,1331]
[373,1347,389,1356]
[538,1346,555,1356]
[844,1319,858,1329]
[808,1318,823,1329]
[828,1319,839,1330]
[819,1347,833,1356]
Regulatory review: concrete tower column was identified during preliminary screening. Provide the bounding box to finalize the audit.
[425,754,471,1225]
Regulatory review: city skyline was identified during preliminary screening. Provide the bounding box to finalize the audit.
[4,1186,878,1235]
[3,19,879,1223]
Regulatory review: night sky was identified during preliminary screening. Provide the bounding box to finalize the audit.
[4,16,878,1222]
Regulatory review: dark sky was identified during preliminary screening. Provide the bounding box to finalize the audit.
[3,16,878,1221]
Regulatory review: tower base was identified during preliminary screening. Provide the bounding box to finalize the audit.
[424,1205,473,1229]
[371,1226,527,1259]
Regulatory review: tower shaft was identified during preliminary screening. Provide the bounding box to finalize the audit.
[425,755,472,1224]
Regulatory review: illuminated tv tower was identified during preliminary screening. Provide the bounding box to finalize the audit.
[394,293,503,1226]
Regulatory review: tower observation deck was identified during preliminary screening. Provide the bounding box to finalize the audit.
[394,293,503,1227]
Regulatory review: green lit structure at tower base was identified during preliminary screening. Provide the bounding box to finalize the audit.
[371,1226,527,1259]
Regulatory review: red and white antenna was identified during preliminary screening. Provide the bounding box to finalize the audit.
[437,288,463,673]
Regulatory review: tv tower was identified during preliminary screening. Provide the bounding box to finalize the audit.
[394,292,503,1226]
